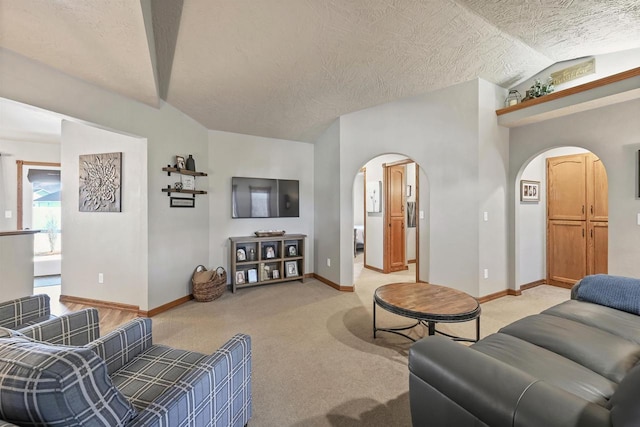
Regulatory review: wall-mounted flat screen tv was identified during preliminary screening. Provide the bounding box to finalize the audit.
[231,177,299,218]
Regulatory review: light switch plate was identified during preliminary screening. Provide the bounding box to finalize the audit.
[4,210,11,219]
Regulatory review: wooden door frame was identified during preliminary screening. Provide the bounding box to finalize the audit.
[16,160,61,230]
[383,158,419,279]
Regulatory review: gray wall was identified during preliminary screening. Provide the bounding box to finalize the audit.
[61,121,148,308]
[208,129,315,276]
[509,98,640,287]
[314,119,341,285]
[0,48,209,311]
[327,78,510,297]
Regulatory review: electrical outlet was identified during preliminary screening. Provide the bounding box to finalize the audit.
[483,269,489,279]
[327,258,331,267]
[98,273,104,284]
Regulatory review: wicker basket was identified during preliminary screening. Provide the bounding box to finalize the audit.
[192,265,227,302]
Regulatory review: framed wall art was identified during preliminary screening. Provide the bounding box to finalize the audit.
[520,180,540,202]
[367,180,382,213]
[170,197,195,208]
[79,152,122,212]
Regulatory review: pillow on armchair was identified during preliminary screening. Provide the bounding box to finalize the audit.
[0,337,136,426]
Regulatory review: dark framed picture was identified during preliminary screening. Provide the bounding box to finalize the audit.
[236,248,246,261]
[272,269,280,279]
[264,245,276,259]
[285,261,298,277]
[176,155,185,169]
[286,245,297,257]
[520,180,540,202]
[170,197,195,208]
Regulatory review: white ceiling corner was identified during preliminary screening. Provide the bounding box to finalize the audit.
[0,0,159,107]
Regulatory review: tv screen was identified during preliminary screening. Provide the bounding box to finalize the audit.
[232,177,299,218]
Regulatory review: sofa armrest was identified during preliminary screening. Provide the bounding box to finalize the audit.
[514,380,610,427]
[409,336,610,427]
[86,317,152,375]
[17,308,100,346]
[0,294,51,329]
[128,334,252,427]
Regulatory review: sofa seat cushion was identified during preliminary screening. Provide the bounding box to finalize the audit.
[0,337,135,426]
[472,333,616,406]
[543,300,640,345]
[110,344,207,412]
[499,314,640,383]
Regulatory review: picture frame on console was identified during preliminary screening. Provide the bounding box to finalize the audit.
[236,248,246,261]
[264,245,276,259]
[235,271,245,284]
[520,180,540,202]
[285,261,298,277]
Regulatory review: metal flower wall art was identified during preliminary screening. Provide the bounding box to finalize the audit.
[79,152,122,212]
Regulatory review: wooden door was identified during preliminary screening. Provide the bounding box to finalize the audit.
[588,154,608,222]
[547,155,587,220]
[588,222,608,275]
[386,164,406,272]
[548,220,587,287]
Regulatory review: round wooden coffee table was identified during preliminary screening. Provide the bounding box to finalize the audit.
[373,282,480,342]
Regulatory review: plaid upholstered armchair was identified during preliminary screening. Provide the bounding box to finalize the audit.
[0,294,100,345]
[0,317,252,427]
[0,294,56,329]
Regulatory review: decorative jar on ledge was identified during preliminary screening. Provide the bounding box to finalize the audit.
[504,89,522,107]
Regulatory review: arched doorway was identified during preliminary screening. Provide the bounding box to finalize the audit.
[515,146,608,290]
[352,153,427,286]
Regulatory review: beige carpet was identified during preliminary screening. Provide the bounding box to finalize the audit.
[149,260,570,427]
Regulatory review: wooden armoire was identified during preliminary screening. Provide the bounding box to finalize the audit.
[547,153,608,287]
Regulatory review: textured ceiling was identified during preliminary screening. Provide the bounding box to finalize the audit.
[1,0,639,142]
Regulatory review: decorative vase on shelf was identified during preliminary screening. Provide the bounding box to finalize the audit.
[186,154,196,171]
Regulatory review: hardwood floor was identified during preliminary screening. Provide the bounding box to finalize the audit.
[36,285,137,334]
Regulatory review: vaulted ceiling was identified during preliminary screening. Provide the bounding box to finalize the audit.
[1,0,639,142]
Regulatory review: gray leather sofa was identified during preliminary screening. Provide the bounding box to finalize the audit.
[409,276,640,427]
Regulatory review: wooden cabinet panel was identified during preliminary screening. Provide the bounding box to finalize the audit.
[386,165,406,272]
[547,155,587,220]
[588,222,608,275]
[548,220,587,286]
[546,153,608,286]
[588,155,609,221]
